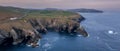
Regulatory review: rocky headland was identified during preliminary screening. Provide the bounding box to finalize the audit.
[0,6,88,48]
[67,8,103,13]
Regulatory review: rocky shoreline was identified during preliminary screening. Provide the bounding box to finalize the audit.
[0,6,88,48]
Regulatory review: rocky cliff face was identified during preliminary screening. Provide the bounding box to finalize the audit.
[0,15,87,47]
[28,16,86,35]
[0,6,88,48]
[0,27,41,48]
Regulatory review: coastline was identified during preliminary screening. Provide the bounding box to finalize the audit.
[0,6,88,47]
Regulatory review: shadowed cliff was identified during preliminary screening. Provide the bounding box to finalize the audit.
[0,6,88,47]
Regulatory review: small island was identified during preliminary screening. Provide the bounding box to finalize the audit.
[0,6,88,47]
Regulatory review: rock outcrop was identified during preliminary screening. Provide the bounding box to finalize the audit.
[0,6,88,48]
[0,27,41,48]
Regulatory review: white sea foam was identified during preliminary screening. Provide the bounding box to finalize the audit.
[26,39,41,47]
[77,35,82,37]
[108,30,114,34]
[42,43,52,51]
[87,34,90,37]
[107,30,118,35]
[27,44,31,47]
[37,39,41,46]
[42,43,51,49]
[26,43,33,47]
[44,43,50,47]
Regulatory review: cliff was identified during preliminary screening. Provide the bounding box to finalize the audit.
[0,6,88,48]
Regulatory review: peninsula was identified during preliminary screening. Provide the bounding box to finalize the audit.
[0,6,88,47]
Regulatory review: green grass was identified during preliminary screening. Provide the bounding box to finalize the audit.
[0,6,81,31]
[0,6,78,20]
[24,10,77,19]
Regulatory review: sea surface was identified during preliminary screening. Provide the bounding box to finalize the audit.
[1,12,120,51]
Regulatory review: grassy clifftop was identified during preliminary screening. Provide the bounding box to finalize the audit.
[0,6,84,31]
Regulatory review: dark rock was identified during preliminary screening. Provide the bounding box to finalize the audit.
[77,26,88,37]
[0,27,41,47]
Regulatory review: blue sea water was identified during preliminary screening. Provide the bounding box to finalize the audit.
[1,12,120,51]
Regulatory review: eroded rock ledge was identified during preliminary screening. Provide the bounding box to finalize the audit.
[0,6,88,48]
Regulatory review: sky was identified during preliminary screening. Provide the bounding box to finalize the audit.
[0,0,120,11]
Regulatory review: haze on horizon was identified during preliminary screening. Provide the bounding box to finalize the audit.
[0,0,119,11]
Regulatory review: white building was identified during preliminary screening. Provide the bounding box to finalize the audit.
[10,17,18,20]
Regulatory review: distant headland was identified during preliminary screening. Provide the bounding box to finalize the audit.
[67,8,103,13]
[41,8,103,13]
